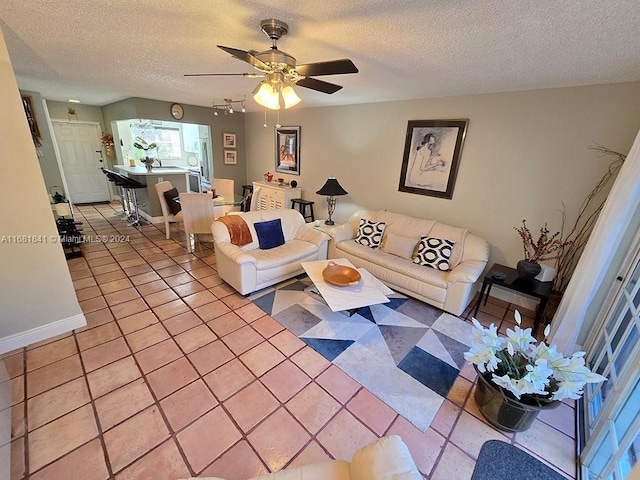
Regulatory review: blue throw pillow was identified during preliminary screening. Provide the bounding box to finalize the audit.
[254,218,285,250]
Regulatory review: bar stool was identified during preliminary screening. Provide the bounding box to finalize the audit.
[118,175,147,226]
[104,169,146,226]
[101,168,130,218]
[291,198,315,223]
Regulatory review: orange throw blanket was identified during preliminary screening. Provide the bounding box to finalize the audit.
[218,215,253,246]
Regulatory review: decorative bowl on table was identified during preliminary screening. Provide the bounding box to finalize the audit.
[322,261,361,287]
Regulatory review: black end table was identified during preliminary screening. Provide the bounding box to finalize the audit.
[472,263,553,336]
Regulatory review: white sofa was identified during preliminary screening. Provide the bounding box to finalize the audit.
[326,209,490,316]
[181,435,421,480]
[211,209,330,295]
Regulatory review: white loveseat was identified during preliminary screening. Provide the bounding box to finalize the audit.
[211,209,330,295]
[326,209,490,316]
[181,435,421,480]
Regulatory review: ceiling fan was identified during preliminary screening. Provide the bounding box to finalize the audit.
[185,19,359,109]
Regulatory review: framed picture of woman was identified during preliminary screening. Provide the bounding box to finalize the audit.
[398,119,468,199]
[275,126,301,175]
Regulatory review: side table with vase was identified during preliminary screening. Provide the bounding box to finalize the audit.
[472,263,552,336]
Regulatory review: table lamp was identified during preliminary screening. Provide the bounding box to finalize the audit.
[316,177,348,225]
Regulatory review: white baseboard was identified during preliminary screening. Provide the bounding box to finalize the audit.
[0,313,86,354]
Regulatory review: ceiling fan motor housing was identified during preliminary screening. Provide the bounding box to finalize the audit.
[260,19,288,40]
[255,50,296,71]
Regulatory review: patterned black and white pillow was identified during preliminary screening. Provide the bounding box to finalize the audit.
[413,236,456,270]
[355,219,386,249]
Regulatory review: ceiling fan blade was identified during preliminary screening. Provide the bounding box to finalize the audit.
[217,45,271,71]
[296,77,343,94]
[296,59,358,77]
[184,73,263,78]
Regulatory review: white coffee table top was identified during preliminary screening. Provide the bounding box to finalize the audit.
[301,258,392,312]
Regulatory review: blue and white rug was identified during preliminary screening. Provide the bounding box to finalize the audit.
[250,275,473,432]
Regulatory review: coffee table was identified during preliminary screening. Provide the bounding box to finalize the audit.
[301,258,392,314]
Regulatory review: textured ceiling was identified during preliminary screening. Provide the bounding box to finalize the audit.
[1,0,639,112]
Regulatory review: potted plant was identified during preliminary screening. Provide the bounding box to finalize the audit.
[514,220,569,279]
[133,137,158,170]
[464,311,606,432]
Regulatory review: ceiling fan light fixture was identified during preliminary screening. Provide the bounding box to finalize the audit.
[281,85,301,109]
[253,82,280,110]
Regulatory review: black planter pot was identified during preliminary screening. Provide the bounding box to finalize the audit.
[516,260,541,279]
[474,368,559,432]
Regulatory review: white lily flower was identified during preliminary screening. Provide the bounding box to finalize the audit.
[492,374,524,399]
[506,325,536,353]
[523,359,553,392]
[551,380,586,401]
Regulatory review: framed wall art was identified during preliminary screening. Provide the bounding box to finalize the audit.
[398,119,468,199]
[222,132,236,148]
[224,150,237,165]
[275,126,300,175]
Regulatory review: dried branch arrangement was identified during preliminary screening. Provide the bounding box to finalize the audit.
[514,220,570,263]
[553,144,626,293]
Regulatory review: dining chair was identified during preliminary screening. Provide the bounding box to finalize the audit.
[211,178,239,217]
[155,181,183,239]
[249,186,262,211]
[179,192,217,253]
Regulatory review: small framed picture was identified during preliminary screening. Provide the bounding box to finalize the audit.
[224,150,237,165]
[222,132,236,148]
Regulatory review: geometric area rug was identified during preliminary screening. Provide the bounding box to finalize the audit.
[249,274,473,432]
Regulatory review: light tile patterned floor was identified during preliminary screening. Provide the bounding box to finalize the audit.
[1,203,577,479]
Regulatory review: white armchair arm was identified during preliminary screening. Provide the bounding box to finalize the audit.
[325,223,356,243]
[447,259,487,284]
[294,225,330,246]
[214,242,257,265]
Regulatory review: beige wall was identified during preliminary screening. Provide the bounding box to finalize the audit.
[246,82,640,269]
[0,29,84,352]
[46,100,106,129]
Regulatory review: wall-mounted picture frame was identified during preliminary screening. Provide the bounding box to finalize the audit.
[222,132,236,148]
[398,119,468,199]
[223,150,237,165]
[275,126,301,175]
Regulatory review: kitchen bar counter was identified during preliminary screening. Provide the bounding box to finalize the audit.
[114,165,193,175]
[114,165,195,222]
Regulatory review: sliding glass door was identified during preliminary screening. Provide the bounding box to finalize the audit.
[580,242,640,479]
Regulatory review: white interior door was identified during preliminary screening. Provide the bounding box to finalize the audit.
[53,122,110,203]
